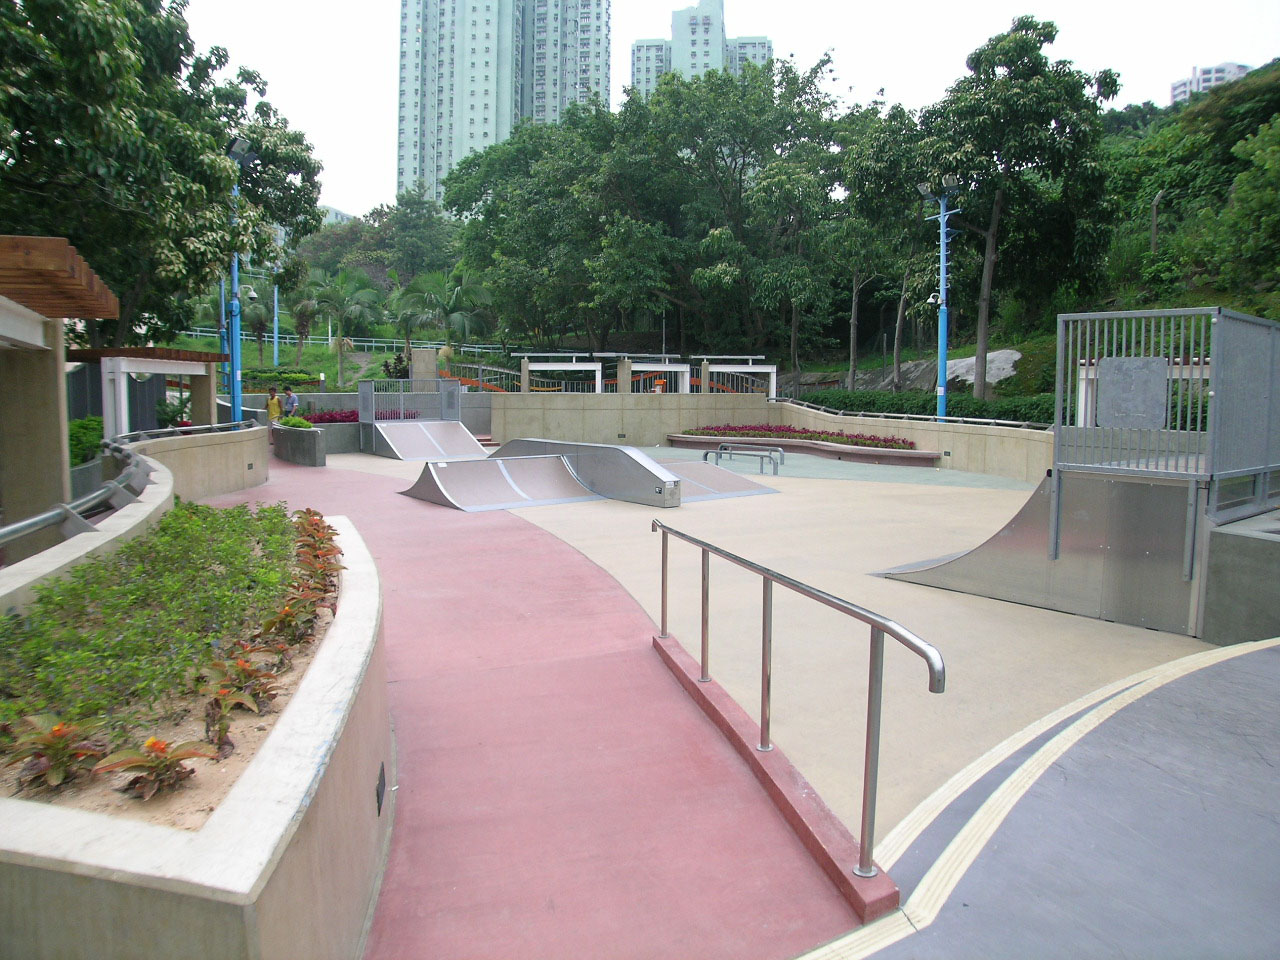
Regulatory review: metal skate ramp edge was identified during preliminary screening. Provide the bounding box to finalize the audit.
[400,454,601,512]
[489,439,681,508]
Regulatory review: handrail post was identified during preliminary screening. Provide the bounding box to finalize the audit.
[699,547,711,682]
[659,529,670,638]
[759,578,773,751]
[854,626,885,878]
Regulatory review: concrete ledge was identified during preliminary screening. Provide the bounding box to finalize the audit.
[129,426,269,500]
[653,634,899,924]
[0,456,175,617]
[272,423,327,467]
[316,421,361,454]
[668,433,940,467]
[0,518,394,960]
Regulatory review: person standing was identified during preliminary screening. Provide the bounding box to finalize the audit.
[265,388,283,441]
[282,386,299,418]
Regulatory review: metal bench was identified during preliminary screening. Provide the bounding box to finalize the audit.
[702,443,785,475]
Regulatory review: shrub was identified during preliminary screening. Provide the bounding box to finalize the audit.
[302,409,358,424]
[67,416,103,466]
[799,389,1056,425]
[277,416,312,429]
[686,424,915,450]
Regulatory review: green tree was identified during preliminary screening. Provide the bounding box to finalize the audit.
[920,16,1118,397]
[315,270,380,386]
[0,0,322,345]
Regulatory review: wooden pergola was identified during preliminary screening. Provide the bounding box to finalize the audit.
[0,236,119,347]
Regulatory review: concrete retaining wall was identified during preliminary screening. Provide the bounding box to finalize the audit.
[272,423,326,467]
[0,518,393,960]
[769,405,1054,484]
[492,393,769,447]
[0,456,175,617]
[128,427,269,501]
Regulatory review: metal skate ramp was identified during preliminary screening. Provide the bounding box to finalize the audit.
[374,420,487,461]
[489,439,681,508]
[400,455,600,512]
[882,472,1200,635]
[657,460,776,502]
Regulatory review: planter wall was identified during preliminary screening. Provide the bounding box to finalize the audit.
[0,519,393,960]
[129,426,269,500]
[272,423,326,467]
[317,422,361,454]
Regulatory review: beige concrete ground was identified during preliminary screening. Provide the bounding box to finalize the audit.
[327,453,1210,835]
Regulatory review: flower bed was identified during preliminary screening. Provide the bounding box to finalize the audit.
[303,409,358,424]
[686,423,915,450]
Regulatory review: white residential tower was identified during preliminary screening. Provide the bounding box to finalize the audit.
[629,0,772,99]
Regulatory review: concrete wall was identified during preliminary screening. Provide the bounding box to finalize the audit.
[1202,514,1280,645]
[272,423,326,467]
[492,393,769,447]
[771,405,1054,484]
[0,518,394,960]
[128,427,269,501]
[0,457,174,617]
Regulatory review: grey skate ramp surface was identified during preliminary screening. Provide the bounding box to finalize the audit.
[377,421,486,461]
[658,460,776,502]
[400,455,600,512]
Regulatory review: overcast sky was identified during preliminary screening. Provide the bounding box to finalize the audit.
[184,0,1279,218]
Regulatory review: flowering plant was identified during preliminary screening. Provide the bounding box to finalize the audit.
[5,715,107,789]
[94,736,217,799]
[686,424,915,450]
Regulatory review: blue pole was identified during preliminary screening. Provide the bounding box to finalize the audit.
[219,279,228,393]
[273,283,279,367]
[229,182,243,424]
[936,194,950,419]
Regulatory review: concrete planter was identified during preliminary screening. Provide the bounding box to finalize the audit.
[0,518,393,960]
[315,421,361,454]
[272,422,326,467]
[667,433,941,467]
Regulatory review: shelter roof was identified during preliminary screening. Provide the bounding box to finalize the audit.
[0,236,120,319]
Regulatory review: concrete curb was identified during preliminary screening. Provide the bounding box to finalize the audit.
[653,634,899,924]
[0,517,393,960]
[667,433,940,467]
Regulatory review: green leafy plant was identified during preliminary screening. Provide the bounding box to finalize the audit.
[5,715,107,790]
[382,352,411,379]
[198,658,278,708]
[67,416,103,467]
[202,687,259,758]
[156,394,191,429]
[94,736,217,800]
[276,416,313,429]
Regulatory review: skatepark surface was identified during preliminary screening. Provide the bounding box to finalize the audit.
[208,450,1276,959]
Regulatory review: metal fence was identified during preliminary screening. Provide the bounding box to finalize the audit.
[183,328,505,358]
[358,379,461,422]
[697,370,772,395]
[444,362,520,393]
[1054,307,1280,522]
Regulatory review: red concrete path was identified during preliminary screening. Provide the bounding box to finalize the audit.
[210,462,858,960]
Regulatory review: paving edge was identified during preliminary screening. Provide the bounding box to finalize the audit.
[652,634,898,924]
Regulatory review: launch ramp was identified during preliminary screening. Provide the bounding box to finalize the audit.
[658,460,776,502]
[374,420,487,461]
[400,455,600,512]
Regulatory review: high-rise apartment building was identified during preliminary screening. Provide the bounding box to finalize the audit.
[1170,62,1252,104]
[397,0,610,203]
[629,0,771,100]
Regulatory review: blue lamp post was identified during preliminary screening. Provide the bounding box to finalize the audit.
[919,176,962,418]
[227,137,257,424]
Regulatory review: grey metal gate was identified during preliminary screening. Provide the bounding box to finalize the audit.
[357,379,461,423]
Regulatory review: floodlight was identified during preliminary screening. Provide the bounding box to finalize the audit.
[917,182,932,198]
[228,137,252,161]
[942,174,959,189]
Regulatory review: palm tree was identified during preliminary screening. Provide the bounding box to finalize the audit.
[316,269,381,387]
[414,271,493,344]
[244,300,270,367]
[289,269,326,368]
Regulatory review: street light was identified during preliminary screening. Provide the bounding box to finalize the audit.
[227,138,257,424]
[918,175,962,418]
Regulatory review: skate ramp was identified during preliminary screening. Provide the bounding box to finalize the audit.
[375,421,486,461]
[400,455,600,512]
[489,439,681,508]
[882,473,1199,635]
[658,460,776,502]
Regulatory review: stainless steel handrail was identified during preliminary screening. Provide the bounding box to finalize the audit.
[0,444,154,549]
[651,519,945,879]
[111,420,259,444]
[770,396,1051,430]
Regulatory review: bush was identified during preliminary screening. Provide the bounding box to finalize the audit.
[243,368,321,390]
[67,416,103,466]
[277,416,312,429]
[302,409,358,424]
[799,389,1056,425]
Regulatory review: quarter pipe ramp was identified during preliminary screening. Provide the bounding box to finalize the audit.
[400,455,600,512]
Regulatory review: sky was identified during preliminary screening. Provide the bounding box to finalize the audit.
[183,0,1279,219]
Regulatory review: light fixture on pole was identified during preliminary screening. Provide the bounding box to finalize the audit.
[226,137,257,425]
[918,174,962,418]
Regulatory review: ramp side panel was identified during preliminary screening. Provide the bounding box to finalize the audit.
[491,439,680,508]
[399,462,460,510]
[430,458,525,509]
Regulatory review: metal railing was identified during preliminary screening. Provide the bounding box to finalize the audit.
[702,443,785,475]
[358,378,461,422]
[111,420,259,445]
[651,520,945,879]
[772,397,1051,430]
[0,443,155,549]
[443,361,520,392]
[182,328,505,357]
